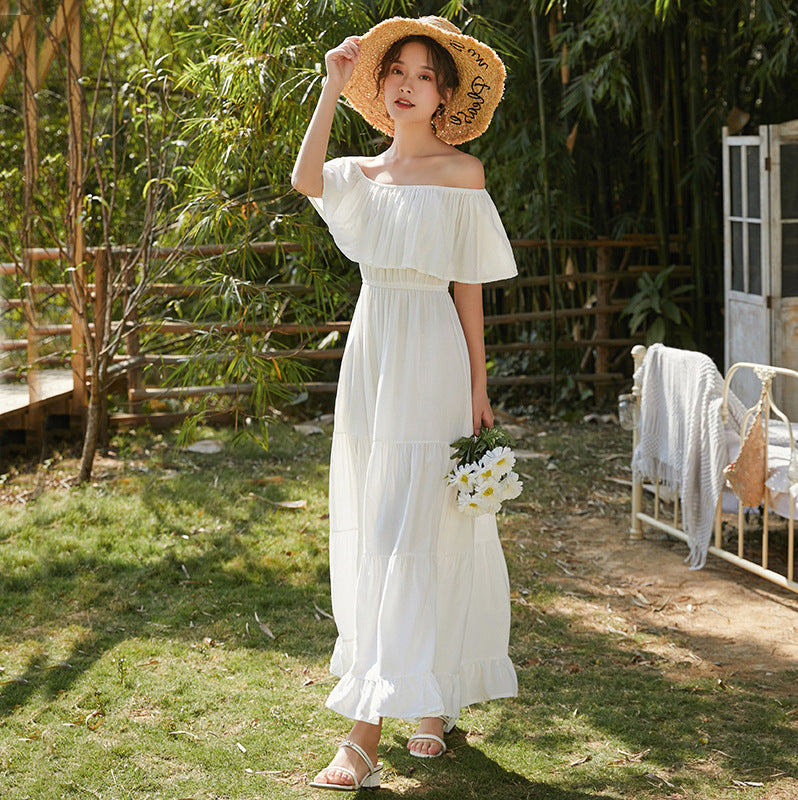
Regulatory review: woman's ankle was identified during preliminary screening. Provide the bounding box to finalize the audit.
[348,720,382,755]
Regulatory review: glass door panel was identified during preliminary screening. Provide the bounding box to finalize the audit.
[782,222,798,297]
[781,144,798,218]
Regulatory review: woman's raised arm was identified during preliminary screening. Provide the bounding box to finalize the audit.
[291,37,361,197]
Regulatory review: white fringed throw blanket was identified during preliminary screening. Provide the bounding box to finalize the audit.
[632,344,734,569]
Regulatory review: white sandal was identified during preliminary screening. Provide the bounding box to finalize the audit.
[407,731,447,758]
[309,739,382,791]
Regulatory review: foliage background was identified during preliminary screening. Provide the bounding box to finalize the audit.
[2,0,798,410]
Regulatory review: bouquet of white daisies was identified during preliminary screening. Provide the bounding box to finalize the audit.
[446,426,523,517]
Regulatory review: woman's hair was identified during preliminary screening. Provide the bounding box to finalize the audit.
[374,35,460,101]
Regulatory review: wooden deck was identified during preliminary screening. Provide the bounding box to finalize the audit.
[0,369,74,422]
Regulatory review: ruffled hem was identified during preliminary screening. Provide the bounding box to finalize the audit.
[326,651,518,725]
[309,157,517,285]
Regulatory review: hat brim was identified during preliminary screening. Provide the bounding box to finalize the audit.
[342,17,506,146]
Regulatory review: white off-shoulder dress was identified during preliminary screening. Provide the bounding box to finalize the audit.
[309,157,518,726]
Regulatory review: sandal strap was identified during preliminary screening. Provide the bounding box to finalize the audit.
[314,764,359,789]
[340,739,375,773]
[408,732,447,752]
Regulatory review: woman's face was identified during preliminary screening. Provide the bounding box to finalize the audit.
[382,41,451,129]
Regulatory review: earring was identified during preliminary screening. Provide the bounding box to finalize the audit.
[431,103,445,134]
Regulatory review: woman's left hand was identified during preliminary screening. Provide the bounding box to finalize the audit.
[472,387,494,436]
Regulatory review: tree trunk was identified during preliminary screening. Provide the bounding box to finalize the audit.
[77,355,106,483]
[531,9,557,410]
[687,5,706,349]
[637,35,669,268]
[77,390,101,483]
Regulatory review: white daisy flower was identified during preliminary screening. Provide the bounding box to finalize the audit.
[474,462,497,482]
[446,463,476,491]
[484,446,516,478]
[498,471,523,501]
[473,478,502,514]
[456,492,484,517]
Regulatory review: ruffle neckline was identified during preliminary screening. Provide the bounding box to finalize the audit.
[309,157,517,285]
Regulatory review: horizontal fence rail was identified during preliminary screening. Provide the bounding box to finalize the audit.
[1,235,687,430]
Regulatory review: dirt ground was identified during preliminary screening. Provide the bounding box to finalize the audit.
[547,511,798,685]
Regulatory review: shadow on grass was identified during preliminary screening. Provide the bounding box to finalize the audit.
[1,424,796,799]
[0,443,336,716]
[375,727,625,800]
[501,586,798,795]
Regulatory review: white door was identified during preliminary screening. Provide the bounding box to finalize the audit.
[769,120,798,417]
[723,128,771,407]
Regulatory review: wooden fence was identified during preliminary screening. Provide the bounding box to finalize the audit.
[0,234,687,435]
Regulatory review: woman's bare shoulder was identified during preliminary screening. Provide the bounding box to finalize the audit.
[435,149,485,189]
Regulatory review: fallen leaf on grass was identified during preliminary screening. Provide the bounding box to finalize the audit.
[253,476,285,485]
[169,730,199,740]
[254,611,275,639]
[607,624,631,637]
[617,748,651,763]
[313,602,334,621]
[555,559,575,576]
[514,450,553,460]
[568,755,592,766]
[251,494,308,510]
[274,499,307,510]
[85,710,104,730]
[731,780,765,787]
[185,440,223,454]
[644,771,675,788]
[583,413,618,425]
[237,742,247,753]
[293,423,324,436]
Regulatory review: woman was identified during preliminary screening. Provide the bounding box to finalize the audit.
[291,16,518,791]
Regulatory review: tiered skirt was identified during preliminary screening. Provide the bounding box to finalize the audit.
[325,265,517,725]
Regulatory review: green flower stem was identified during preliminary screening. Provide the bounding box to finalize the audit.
[450,424,515,468]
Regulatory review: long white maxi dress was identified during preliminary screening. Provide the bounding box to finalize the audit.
[309,157,518,726]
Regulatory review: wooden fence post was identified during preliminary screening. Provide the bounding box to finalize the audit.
[20,6,43,444]
[67,0,86,430]
[594,243,610,398]
[125,262,143,415]
[94,248,108,443]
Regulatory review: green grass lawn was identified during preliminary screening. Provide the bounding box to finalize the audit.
[0,421,795,799]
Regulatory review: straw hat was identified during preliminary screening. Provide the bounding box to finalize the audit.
[342,16,506,145]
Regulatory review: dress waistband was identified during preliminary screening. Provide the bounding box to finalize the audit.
[360,264,449,292]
